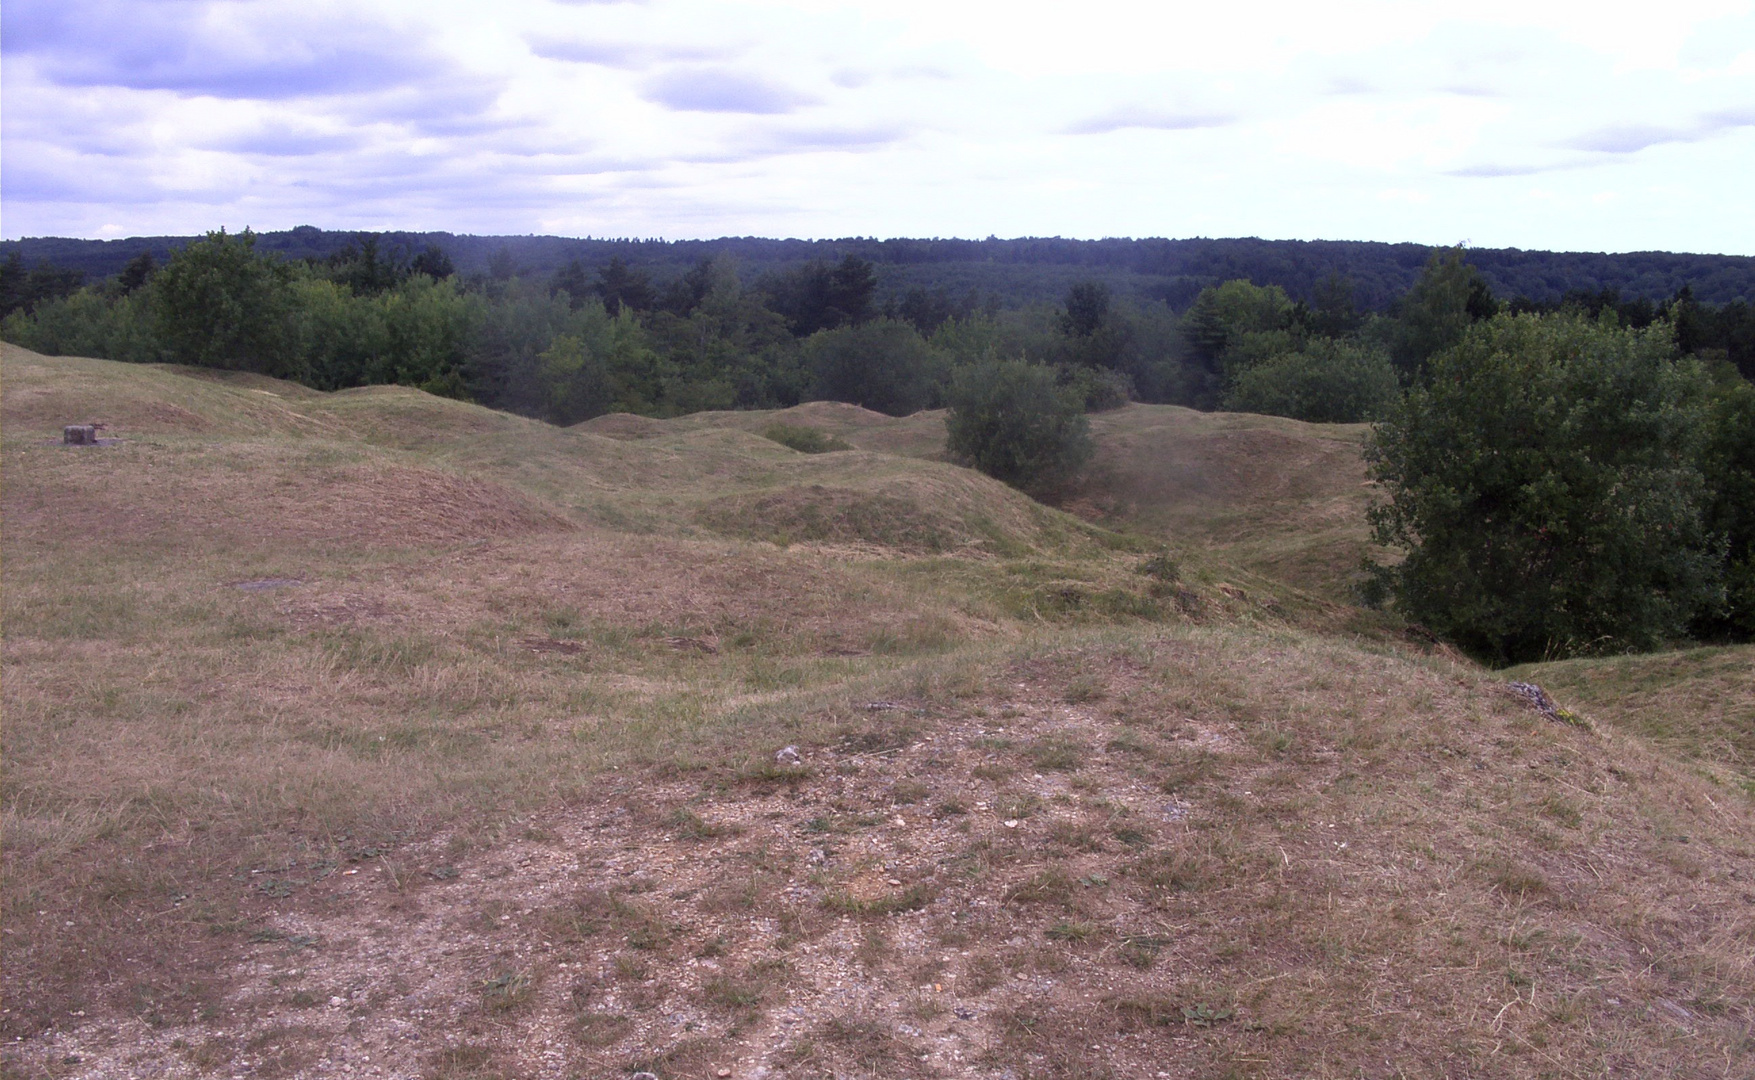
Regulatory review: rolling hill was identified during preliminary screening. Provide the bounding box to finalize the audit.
[4,344,1752,1080]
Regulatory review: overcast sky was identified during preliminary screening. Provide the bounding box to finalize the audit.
[4,0,1753,252]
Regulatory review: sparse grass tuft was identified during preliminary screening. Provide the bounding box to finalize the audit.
[821,882,936,917]
[1028,735,1088,771]
[477,968,536,1013]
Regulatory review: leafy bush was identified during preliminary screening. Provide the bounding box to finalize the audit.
[151,229,300,377]
[1366,312,1721,664]
[1181,279,1293,370]
[1223,339,1399,423]
[1061,365,1135,412]
[945,358,1092,497]
[762,424,853,454]
[1,287,158,363]
[804,318,946,416]
[1696,374,1755,638]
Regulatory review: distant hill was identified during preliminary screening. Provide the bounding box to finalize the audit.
[6,229,1754,309]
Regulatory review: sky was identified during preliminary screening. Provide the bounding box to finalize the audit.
[3,0,1754,253]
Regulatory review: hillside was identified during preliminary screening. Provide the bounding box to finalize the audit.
[4,345,1754,1080]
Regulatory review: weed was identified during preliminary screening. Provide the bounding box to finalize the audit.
[1476,855,1550,900]
[664,806,737,840]
[427,1045,506,1080]
[1004,867,1078,908]
[1126,847,1215,893]
[1183,1002,1234,1027]
[1105,733,1153,757]
[570,1012,633,1048]
[890,779,930,804]
[821,883,936,917]
[1028,736,1088,771]
[1538,794,1583,828]
[1047,821,1107,852]
[1158,749,1226,792]
[478,968,535,1013]
[1137,551,1182,583]
[1063,675,1106,704]
[703,961,784,1014]
[961,952,1004,993]
[741,761,813,786]
[1120,933,1169,969]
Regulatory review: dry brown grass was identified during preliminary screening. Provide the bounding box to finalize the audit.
[1510,644,1755,784]
[5,347,1753,1079]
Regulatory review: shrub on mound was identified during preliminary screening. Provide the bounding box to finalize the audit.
[1367,313,1720,664]
[945,358,1092,498]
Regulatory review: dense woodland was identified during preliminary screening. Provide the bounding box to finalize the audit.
[4,229,1754,420]
[9,228,1755,309]
[5,228,1753,660]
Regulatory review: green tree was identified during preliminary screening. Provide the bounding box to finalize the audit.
[1,286,158,363]
[290,275,386,389]
[1224,339,1398,423]
[151,229,299,376]
[1181,279,1293,371]
[1695,374,1755,638]
[945,358,1093,497]
[378,275,477,397]
[1059,282,1110,338]
[1366,313,1720,664]
[1392,247,1498,375]
[804,319,945,416]
[1306,270,1361,338]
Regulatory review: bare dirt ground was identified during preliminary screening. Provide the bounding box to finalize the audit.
[10,640,1753,1080]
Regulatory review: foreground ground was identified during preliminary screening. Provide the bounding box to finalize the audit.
[4,346,1753,1079]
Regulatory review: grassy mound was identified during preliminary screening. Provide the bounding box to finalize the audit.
[4,346,1752,1078]
[1511,644,1755,784]
[694,460,1113,556]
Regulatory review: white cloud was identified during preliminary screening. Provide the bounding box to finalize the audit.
[1,0,1751,252]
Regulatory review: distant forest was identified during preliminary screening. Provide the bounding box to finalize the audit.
[7,228,1755,311]
[4,228,1752,436]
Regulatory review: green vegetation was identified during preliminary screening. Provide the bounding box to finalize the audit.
[1223,337,1398,422]
[761,423,854,454]
[945,358,1093,496]
[1367,313,1723,663]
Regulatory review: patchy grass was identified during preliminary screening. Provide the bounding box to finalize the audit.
[761,422,854,455]
[1510,644,1755,781]
[4,346,1754,1080]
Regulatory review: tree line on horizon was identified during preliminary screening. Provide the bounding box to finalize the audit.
[10,229,1755,311]
[3,228,1753,421]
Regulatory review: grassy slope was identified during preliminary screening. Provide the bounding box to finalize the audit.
[4,346,1753,1079]
[587,401,1381,598]
[1510,646,1755,786]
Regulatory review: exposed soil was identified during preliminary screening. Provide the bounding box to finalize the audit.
[10,647,1752,1080]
